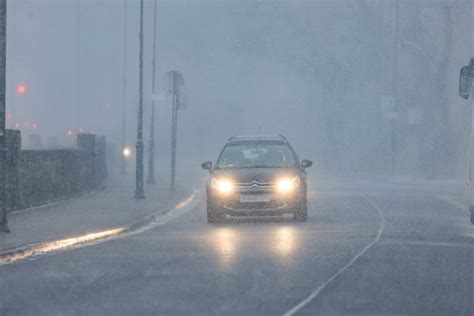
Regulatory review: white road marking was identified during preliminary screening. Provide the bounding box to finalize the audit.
[283,195,385,316]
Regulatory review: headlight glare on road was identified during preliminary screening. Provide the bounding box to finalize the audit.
[276,177,300,193]
[211,178,234,194]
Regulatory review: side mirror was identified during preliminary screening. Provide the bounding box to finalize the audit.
[301,159,313,168]
[201,161,212,170]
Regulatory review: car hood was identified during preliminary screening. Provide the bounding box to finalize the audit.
[211,168,299,184]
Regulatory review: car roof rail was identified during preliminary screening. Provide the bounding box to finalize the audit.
[278,134,289,143]
[226,134,289,143]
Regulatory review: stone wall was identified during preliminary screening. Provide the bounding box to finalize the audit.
[6,131,107,211]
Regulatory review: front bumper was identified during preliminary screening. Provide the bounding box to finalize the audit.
[223,203,292,216]
[208,186,305,216]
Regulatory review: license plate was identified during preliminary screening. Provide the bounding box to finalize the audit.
[240,194,272,203]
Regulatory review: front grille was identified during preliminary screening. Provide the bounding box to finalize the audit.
[235,181,275,193]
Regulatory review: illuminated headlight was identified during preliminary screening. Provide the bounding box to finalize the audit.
[276,177,300,193]
[211,178,234,194]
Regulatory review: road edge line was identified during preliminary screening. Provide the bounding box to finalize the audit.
[283,195,385,316]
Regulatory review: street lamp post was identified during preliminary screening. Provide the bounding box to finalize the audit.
[147,0,158,185]
[134,0,145,199]
[459,57,474,224]
[389,0,399,176]
[75,0,80,132]
[9,0,14,128]
[120,0,128,175]
[0,0,10,233]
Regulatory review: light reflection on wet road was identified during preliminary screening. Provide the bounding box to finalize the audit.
[0,182,472,315]
[208,225,299,270]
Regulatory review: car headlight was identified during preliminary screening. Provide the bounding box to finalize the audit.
[276,176,300,193]
[211,178,234,194]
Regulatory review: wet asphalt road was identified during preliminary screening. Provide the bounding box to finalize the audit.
[0,180,473,315]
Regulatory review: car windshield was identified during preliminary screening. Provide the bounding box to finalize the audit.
[217,143,297,168]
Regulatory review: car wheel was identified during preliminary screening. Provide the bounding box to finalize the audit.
[207,209,225,223]
[207,200,225,223]
[294,204,308,222]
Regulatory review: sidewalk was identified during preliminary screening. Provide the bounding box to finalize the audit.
[0,173,194,253]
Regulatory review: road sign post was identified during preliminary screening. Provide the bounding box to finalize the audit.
[166,71,184,192]
[147,0,158,185]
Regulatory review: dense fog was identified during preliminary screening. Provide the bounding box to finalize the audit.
[7,0,473,180]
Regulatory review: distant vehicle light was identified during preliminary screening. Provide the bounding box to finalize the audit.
[15,123,20,129]
[123,147,132,158]
[66,129,74,137]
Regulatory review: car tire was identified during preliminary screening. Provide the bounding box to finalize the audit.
[207,197,225,223]
[294,204,308,222]
[207,208,225,223]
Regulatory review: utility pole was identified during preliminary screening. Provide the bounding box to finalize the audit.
[9,0,14,128]
[0,0,10,233]
[147,0,157,185]
[134,0,145,199]
[171,72,177,191]
[389,0,399,176]
[120,0,128,175]
[75,0,80,133]
[167,71,184,192]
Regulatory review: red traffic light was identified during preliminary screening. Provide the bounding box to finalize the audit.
[17,84,26,95]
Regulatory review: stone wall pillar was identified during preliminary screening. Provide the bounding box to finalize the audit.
[5,129,21,211]
[76,133,96,152]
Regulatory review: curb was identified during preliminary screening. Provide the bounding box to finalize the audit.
[0,190,200,266]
